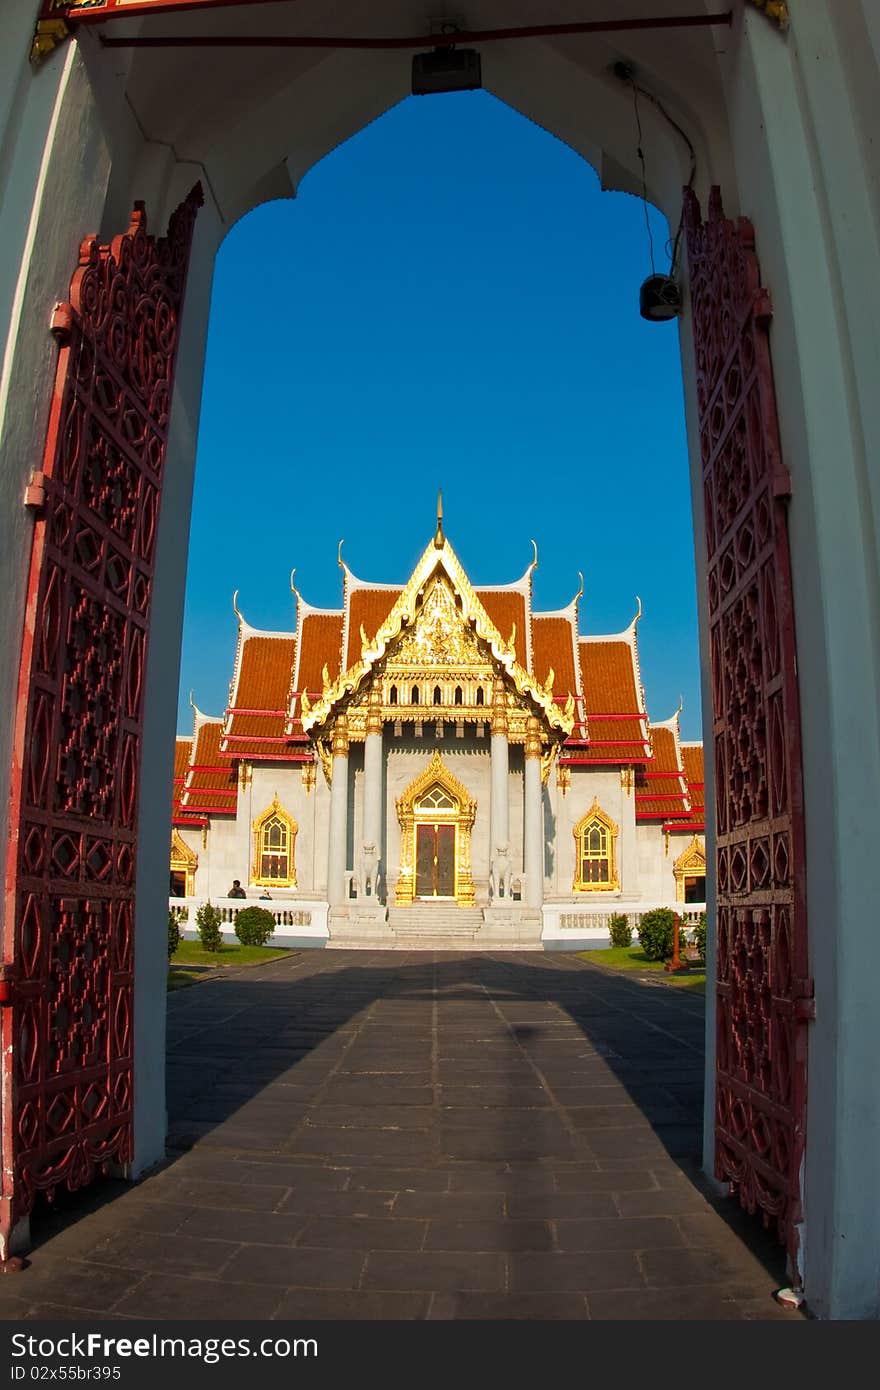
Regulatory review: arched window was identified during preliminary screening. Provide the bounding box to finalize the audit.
[389,685,398,705]
[252,796,298,888]
[412,685,420,705]
[476,686,485,707]
[454,686,463,706]
[433,685,442,705]
[573,801,619,892]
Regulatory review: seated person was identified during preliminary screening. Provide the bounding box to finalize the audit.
[227,879,246,899]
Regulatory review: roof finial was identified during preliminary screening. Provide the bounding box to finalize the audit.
[529,538,538,575]
[337,540,345,569]
[434,489,444,549]
[632,594,643,627]
[188,689,196,712]
[574,572,584,603]
[290,568,300,600]
[232,589,244,624]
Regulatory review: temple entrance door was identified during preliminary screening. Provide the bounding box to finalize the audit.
[0,189,202,1260]
[685,188,811,1273]
[415,823,456,899]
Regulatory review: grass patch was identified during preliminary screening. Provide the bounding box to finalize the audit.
[168,968,199,992]
[579,946,706,991]
[167,940,291,990]
[171,941,289,967]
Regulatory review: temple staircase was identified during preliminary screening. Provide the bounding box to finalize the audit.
[387,903,484,947]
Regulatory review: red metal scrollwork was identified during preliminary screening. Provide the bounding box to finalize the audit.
[1,186,202,1255]
[685,187,811,1267]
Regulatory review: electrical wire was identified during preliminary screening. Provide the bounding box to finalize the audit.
[620,69,697,277]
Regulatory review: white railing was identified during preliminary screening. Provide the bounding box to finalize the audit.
[169,895,329,944]
[543,903,706,947]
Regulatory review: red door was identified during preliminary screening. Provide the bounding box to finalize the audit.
[415,823,456,898]
[685,188,812,1268]
[1,188,202,1258]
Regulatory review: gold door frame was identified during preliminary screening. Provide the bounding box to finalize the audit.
[170,828,199,896]
[395,751,476,906]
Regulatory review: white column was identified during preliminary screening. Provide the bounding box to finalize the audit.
[523,718,544,910]
[363,690,383,898]
[490,678,509,868]
[327,718,349,908]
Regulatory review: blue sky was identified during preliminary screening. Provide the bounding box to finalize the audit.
[178,90,702,739]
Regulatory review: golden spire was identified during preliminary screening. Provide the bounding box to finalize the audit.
[434,489,444,549]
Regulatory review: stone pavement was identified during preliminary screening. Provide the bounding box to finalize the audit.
[0,950,803,1321]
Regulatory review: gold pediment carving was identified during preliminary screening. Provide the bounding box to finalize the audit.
[302,535,573,744]
[673,834,706,875]
[389,576,488,670]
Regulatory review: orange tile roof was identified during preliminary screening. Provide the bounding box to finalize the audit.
[531,616,578,696]
[297,613,344,704]
[636,725,689,821]
[181,720,238,817]
[172,737,192,820]
[678,743,706,829]
[346,589,401,669]
[574,641,647,762]
[476,590,527,667]
[224,635,296,760]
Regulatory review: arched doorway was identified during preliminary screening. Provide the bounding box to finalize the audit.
[395,752,477,906]
[1,1,878,1318]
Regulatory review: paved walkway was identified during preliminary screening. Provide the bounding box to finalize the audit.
[0,951,801,1320]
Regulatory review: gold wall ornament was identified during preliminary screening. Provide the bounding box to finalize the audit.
[252,795,298,889]
[524,716,543,761]
[301,761,317,795]
[541,747,555,786]
[366,686,383,736]
[573,798,620,893]
[170,829,199,897]
[394,751,476,906]
[673,835,707,901]
[490,677,509,736]
[237,761,253,791]
[746,0,790,29]
[620,767,635,798]
[557,762,571,797]
[30,18,69,66]
[317,739,333,787]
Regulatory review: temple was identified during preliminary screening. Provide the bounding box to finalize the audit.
[171,511,705,947]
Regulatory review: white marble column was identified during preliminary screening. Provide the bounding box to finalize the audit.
[362,690,383,898]
[523,717,544,910]
[327,717,349,908]
[490,679,509,891]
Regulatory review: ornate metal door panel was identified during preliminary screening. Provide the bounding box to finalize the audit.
[685,188,812,1266]
[1,187,202,1257]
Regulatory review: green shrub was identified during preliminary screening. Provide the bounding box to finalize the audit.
[195,900,223,953]
[234,905,275,948]
[608,913,632,948]
[692,912,707,960]
[167,910,181,960]
[638,907,677,962]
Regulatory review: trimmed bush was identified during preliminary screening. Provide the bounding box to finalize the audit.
[234,906,276,948]
[692,912,707,960]
[608,913,632,948]
[637,907,677,962]
[167,910,181,960]
[195,900,223,953]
